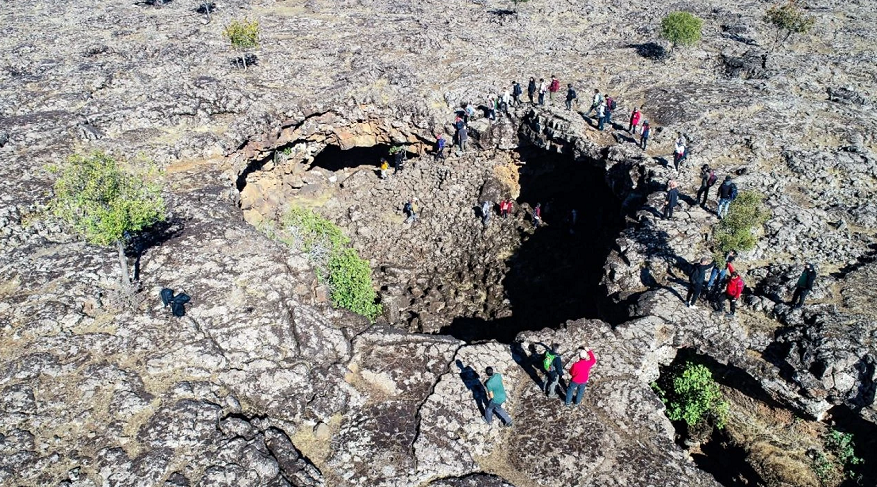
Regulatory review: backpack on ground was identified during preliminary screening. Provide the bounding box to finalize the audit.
[543,351,556,372]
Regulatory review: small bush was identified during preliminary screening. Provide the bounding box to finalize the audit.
[765,1,815,44]
[271,207,382,321]
[660,11,703,49]
[223,19,260,69]
[653,362,730,431]
[713,191,770,265]
[825,430,863,479]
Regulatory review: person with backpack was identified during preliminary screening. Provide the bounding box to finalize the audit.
[512,81,523,106]
[483,367,513,427]
[404,197,419,224]
[604,95,616,125]
[708,250,737,296]
[542,344,564,399]
[565,348,596,407]
[673,137,686,172]
[538,78,548,106]
[790,263,817,309]
[663,180,679,220]
[564,84,577,111]
[628,106,642,134]
[640,121,651,150]
[434,133,446,161]
[715,271,744,317]
[716,175,738,219]
[527,77,537,105]
[585,89,602,116]
[685,257,715,308]
[696,164,717,207]
[596,102,607,131]
[548,75,561,104]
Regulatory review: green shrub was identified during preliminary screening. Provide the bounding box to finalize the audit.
[271,207,382,321]
[713,191,770,266]
[50,152,165,286]
[765,1,815,45]
[223,19,260,69]
[653,362,730,430]
[660,11,703,49]
[825,430,863,479]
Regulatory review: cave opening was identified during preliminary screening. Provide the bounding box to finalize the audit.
[439,146,626,343]
[310,143,417,172]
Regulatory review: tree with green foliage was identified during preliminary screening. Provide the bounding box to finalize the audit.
[764,0,815,45]
[50,152,165,287]
[653,362,730,433]
[660,11,703,50]
[223,18,260,69]
[268,206,382,321]
[712,191,770,265]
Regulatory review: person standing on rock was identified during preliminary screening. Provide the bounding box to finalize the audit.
[483,367,513,427]
[716,175,738,219]
[708,250,737,296]
[379,158,389,179]
[512,81,523,106]
[481,200,492,226]
[434,133,446,161]
[663,180,679,220]
[500,88,511,116]
[533,203,542,228]
[629,106,642,134]
[696,164,717,208]
[542,344,564,399]
[457,125,468,154]
[565,84,577,111]
[685,257,715,308]
[604,94,616,125]
[404,198,419,224]
[548,75,561,104]
[673,137,686,172]
[790,263,817,309]
[596,102,607,131]
[538,78,548,106]
[585,89,602,117]
[527,77,537,105]
[640,121,651,150]
[715,271,744,316]
[565,348,596,407]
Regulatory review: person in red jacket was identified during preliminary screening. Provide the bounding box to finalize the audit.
[716,271,744,317]
[628,106,642,134]
[565,348,596,406]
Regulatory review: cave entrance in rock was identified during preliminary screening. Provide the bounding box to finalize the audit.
[310,144,418,172]
[439,146,625,342]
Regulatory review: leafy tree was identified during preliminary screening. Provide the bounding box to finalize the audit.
[660,11,703,50]
[764,0,815,45]
[223,19,260,69]
[653,362,730,431]
[713,191,770,265]
[50,152,165,287]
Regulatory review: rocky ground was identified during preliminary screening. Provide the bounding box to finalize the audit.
[2,0,877,485]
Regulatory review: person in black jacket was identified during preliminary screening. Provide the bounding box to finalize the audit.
[527,77,537,105]
[791,263,817,308]
[663,180,679,220]
[686,257,715,308]
[542,344,564,399]
[696,164,717,208]
[512,81,523,106]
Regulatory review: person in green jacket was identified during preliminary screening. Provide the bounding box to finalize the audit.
[791,263,817,309]
[483,367,512,427]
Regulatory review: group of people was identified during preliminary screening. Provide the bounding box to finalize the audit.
[684,250,819,314]
[664,162,739,221]
[479,345,598,427]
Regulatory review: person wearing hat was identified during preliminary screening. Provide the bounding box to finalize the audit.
[791,263,817,309]
[565,347,597,407]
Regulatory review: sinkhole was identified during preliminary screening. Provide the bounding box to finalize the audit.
[236,119,627,343]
